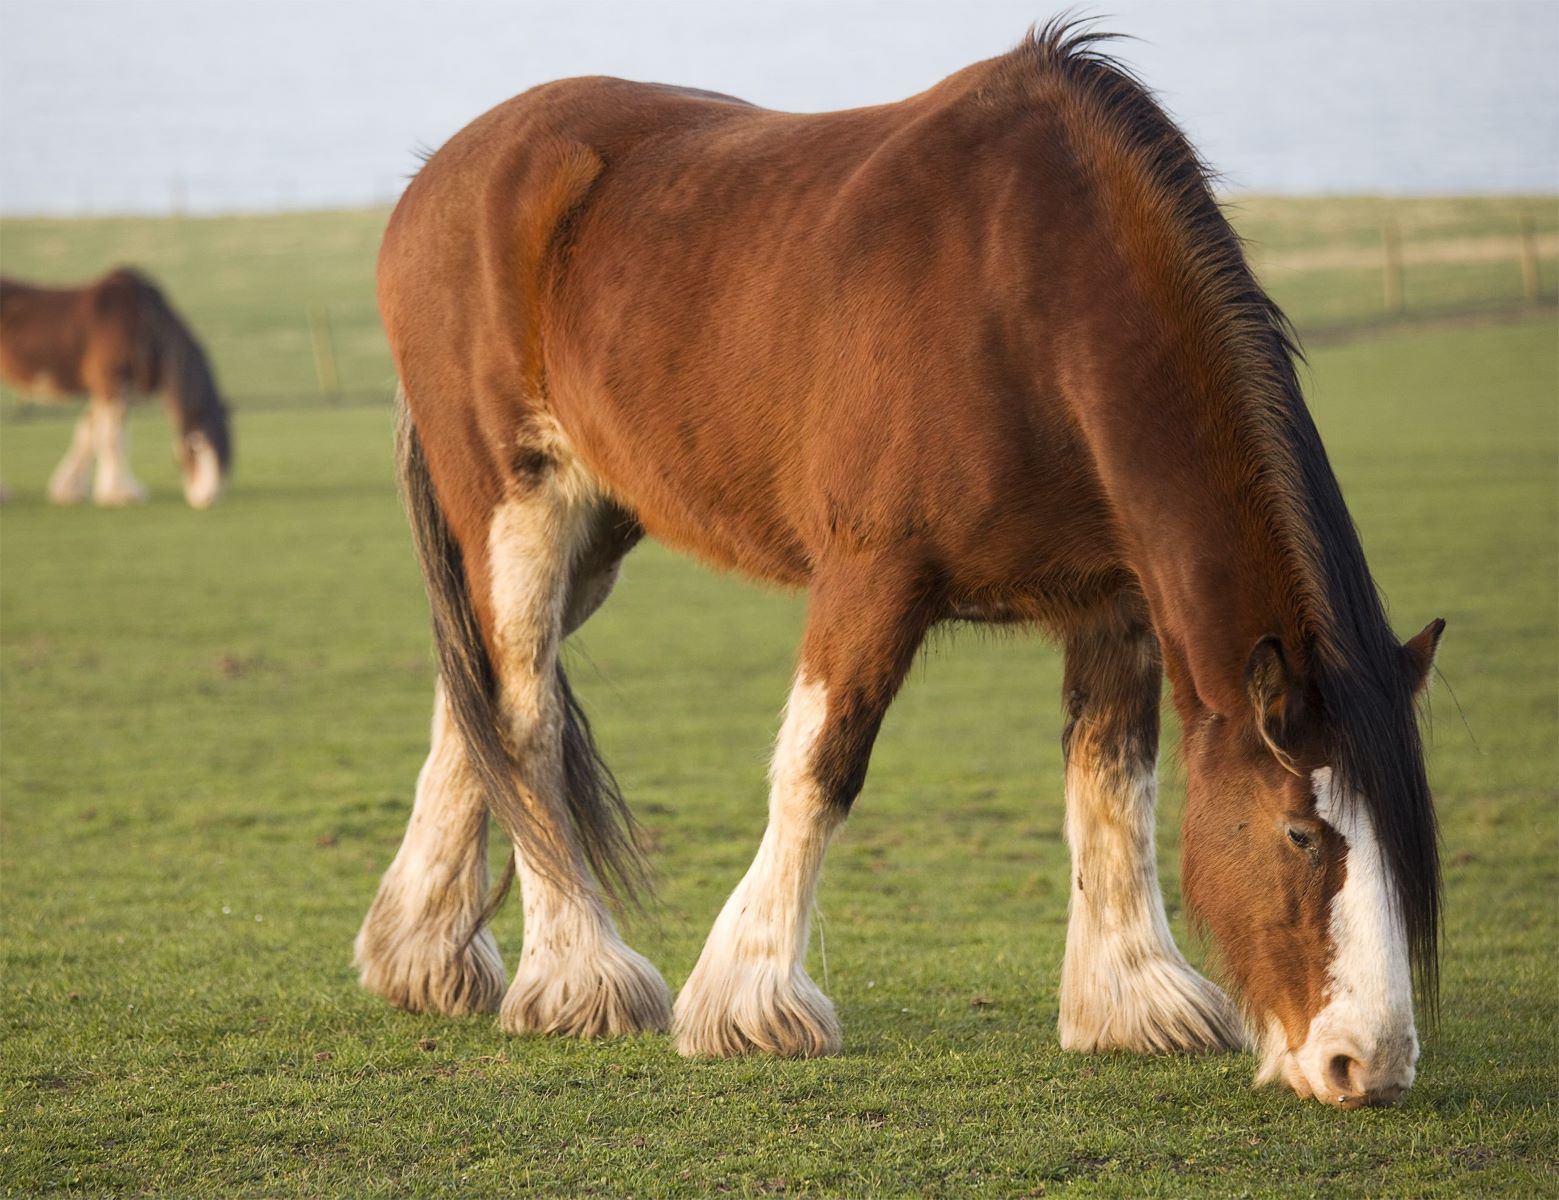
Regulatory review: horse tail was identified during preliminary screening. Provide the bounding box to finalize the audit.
[394,391,647,912]
[134,276,231,500]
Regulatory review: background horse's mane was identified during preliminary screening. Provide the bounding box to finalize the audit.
[1017,17,1440,1001]
[121,269,232,472]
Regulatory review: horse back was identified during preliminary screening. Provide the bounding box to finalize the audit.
[379,78,756,559]
[0,278,90,395]
[0,269,160,399]
[384,64,1127,606]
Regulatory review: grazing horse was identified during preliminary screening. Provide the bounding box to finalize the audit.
[357,22,1444,1108]
[0,268,231,508]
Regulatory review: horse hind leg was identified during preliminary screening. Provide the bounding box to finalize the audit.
[358,406,667,1036]
[47,409,96,504]
[1058,603,1244,1054]
[486,478,670,1039]
[355,680,506,1015]
[675,552,937,1057]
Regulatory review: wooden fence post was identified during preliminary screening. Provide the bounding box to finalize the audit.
[308,305,341,404]
[1518,214,1540,305]
[1382,221,1404,316]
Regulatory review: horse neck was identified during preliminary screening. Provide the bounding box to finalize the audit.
[1146,491,1310,728]
[1064,324,1333,722]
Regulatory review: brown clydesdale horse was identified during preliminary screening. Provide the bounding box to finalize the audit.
[357,22,1444,1108]
[0,268,231,507]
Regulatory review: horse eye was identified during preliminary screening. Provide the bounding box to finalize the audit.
[1286,828,1314,851]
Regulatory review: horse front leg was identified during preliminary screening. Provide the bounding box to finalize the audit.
[89,397,148,506]
[46,409,96,504]
[1058,603,1244,1053]
[675,551,937,1057]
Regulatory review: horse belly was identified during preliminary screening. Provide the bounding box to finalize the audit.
[546,343,1119,612]
[0,326,83,398]
[545,370,817,587]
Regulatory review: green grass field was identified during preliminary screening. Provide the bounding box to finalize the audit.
[1,203,1556,1196]
[0,196,1552,410]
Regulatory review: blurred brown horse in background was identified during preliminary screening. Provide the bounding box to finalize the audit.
[358,20,1444,1108]
[0,267,230,507]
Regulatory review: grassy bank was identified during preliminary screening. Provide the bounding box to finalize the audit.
[1,196,1554,410]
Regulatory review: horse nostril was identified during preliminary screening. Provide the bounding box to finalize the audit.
[1320,1053,1409,1108]
[1325,1053,1361,1099]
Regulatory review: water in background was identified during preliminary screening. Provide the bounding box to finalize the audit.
[1,0,1556,215]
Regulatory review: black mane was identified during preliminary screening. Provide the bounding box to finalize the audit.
[1026,15,1441,1003]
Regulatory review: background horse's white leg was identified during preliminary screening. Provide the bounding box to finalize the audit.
[355,681,506,1014]
[89,397,147,505]
[1058,612,1244,1054]
[675,552,934,1057]
[486,482,670,1039]
[181,431,224,509]
[46,409,96,504]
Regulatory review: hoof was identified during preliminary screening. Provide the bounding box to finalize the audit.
[1060,953,1245,1055]
[183,476,223,510]
[500,942,672,1039]
[92,486,149,507]
[354,903,505,1017]
[674,961,841,1058]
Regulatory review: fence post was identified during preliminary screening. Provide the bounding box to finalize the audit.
[1382,221,1404,316]
[308,305,341,404]
[1519,213,1540,305]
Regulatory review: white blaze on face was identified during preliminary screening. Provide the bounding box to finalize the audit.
[1265,766,1418,1105]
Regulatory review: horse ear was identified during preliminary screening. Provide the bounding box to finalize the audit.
[1245,635,1298,763]
[1402,618,1446,695]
